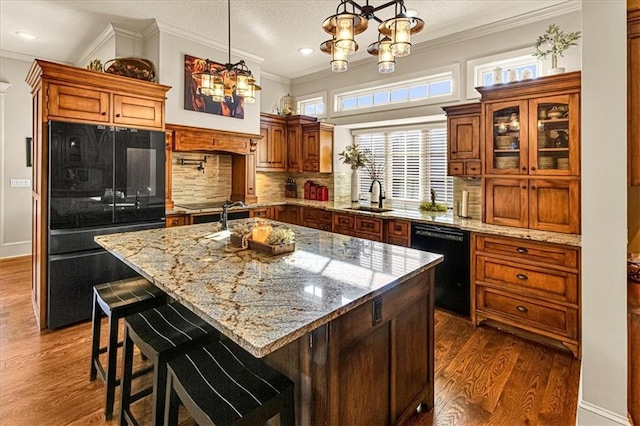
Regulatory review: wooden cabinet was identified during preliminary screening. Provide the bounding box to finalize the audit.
[258,114,333,173]
[472,233,580,358]
[257,117,287,171]
[26,60,171,329]
[333,213,356,236]
[443,103,481,177]
[485,177,580,234]
[629,8,640,186]
[302,207,333,231]
[302,122,334,173]
[629,280,640,424]
[250,207,274,219]
[478,72,581,234]
[385,219,411,247]
[166,213,187,227]
[355,216,383,241]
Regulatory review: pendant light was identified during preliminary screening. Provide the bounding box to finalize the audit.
[321,0,424,73]
[193,0,260,102]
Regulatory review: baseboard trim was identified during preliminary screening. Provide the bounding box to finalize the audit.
[578,399,631,425]
[0,240,31,260]
[0,254,30,263]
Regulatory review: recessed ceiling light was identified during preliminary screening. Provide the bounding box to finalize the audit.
[16,31,38,40]
[298,47,314,55]
[405,9,418,17]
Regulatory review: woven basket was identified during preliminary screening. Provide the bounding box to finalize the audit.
[104,57,156,82]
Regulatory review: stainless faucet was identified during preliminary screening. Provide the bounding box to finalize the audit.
[221,200,246,230]
[369,180,385,208]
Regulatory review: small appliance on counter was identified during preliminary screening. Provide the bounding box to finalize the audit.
[304,180,314,199]
[285,176,297,198]
[317,186,329,201]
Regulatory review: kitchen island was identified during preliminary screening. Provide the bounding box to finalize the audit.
[95,220,443,425]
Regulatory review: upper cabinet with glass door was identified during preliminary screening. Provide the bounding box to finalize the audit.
[529,94,579,176]
[479,72,581,178]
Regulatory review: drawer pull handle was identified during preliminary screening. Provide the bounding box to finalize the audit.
[101,111,107,116]
[516,247,528,254]
[394,225,402,231]
[516,305,528,313]
[516,273,528,280]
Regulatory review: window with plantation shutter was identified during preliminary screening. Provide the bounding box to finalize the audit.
[354,123,452,209]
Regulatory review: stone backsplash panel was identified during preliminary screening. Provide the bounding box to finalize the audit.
[171,153,232,204]
[256,172,351,203]
[453,177,482,219]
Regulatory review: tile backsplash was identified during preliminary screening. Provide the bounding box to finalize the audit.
[171,153,232,204]
[257,172,350,202]
[453,177,482,219]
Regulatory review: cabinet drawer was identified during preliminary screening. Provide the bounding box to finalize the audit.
[477,286,578,339]
[386,220,409,238]
[334,213,356,229]
[356,216,382,236]
[303,208,320,221]
[386,235,410,247]
[464,161,481,175]
[166,215,187,227]
[475,235,578,269]
[319,210,333,223]
[476,255,578,305]
[250,208,272,219]
[448,162,464,175]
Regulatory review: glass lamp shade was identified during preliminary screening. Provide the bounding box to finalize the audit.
[389,16,412,57]
[244,84,256,103]
[378,37,395,73]
[199,73,215,96]
[235,73,250,97]
[335,14,356,54]
[211,78,225,103]
[331,45,349,72]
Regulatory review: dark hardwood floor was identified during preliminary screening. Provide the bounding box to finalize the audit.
[0,256,580,425]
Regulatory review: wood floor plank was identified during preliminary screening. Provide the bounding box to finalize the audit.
[0,256,580,425]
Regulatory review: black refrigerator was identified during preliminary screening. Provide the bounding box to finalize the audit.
[47,121,166,328]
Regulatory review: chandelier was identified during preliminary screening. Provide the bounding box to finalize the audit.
[192,0,260,103]
[320,0,424,73]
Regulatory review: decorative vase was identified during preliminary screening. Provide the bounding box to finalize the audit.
[547,54,566,75]
[351,169,359,202]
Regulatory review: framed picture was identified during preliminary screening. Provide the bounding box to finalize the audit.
[26,137,32,167]
[184,54,244,119]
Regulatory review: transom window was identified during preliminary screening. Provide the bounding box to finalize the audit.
[298,96,325,118]
[335,70,456,115]
[354,123,452,208]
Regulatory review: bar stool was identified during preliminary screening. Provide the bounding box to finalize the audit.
[164,339,295,426]
[90,277,167,420]
[119,302,218,426]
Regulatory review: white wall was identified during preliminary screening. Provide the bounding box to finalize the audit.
[158,31,261,135]
[259,73,291,114]
[578,1,628,424]
[0,57,33,258]
[291,10,581,126]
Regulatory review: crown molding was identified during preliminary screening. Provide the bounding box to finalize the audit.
[291,0,581,85]
[0,49,52,64]
[73,23,116,66]
[154,20,264,64]
[260,71,291,85]
[141,21,160,41]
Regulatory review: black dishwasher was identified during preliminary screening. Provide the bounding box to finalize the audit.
[411,223,470,317]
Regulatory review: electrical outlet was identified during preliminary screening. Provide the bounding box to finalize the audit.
[10,179,31,188]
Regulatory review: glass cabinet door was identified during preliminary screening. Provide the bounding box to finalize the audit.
[484,100,528,175]
[529,94,579,176]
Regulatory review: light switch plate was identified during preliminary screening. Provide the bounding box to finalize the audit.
[10,179,31,188]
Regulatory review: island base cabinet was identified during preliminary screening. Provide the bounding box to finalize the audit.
[265,270,434,426]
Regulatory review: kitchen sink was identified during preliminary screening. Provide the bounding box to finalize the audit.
[346,206,394,213]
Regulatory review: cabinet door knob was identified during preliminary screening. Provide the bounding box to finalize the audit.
[531,166,536,171]
[516,305,529,313]
[115,113,121,117]
[531,185,537,190]
[516,247,528,254]
[101,111,107,116]
[521,185,527,190]
[521,166,527,171]
[516,273,528,280]
[452,150,457,154]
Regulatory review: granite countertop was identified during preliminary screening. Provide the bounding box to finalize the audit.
[95,220,443,358]
[168,199,581,247]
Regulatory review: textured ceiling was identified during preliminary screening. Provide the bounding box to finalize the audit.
[0,0,573,79]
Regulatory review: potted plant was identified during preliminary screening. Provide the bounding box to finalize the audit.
[533,24,581,75]
[338,142,369,202]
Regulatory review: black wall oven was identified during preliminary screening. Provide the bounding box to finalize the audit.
[47,121,165,328]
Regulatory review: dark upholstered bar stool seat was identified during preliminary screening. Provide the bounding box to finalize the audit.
[119,302,218,426]
[90,277,167,421]
[164,339,295,426]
